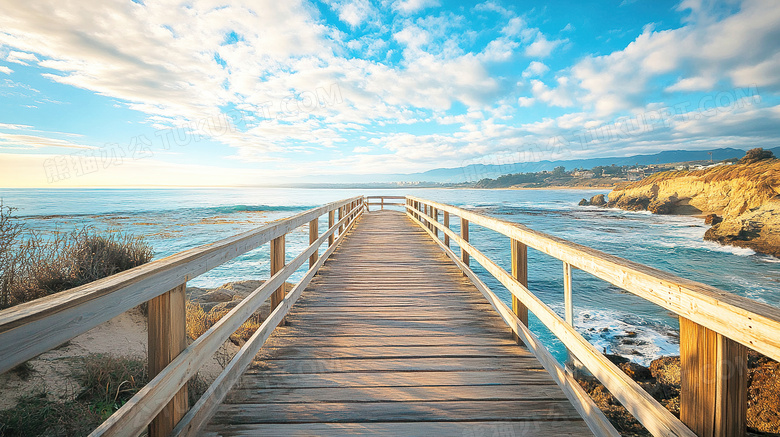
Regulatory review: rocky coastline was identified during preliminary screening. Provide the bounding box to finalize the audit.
[576,351,780,436]
[586,149,779,257]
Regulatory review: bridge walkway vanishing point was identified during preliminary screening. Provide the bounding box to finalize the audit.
[202,210,594,436]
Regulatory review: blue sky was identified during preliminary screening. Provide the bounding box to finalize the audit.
[0,0,779,186]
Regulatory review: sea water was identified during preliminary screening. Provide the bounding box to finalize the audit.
[2,187,778,365]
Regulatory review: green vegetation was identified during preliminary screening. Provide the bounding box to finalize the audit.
[473,164,637,188]
[0,203,153,309]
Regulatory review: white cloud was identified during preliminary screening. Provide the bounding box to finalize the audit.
[545,0,780,115]
[6,51,38,65]
[666,75,718,92]
[392,0,440,15]
[525,33,565,58]
[352,146,372,153]
[328,0,375,27]
[530,78,574,107]
[0,132,96,150]
[522,61,549,78]
[517,96,535,107]
[0,66,11,75]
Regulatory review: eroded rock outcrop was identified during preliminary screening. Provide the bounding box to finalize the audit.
[608,157,780,257]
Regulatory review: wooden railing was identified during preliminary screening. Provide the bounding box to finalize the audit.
[0,196,365,437]
[406,196,780,437]
[365,195,405,211]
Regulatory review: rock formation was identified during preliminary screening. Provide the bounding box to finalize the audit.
[608,155,780,257]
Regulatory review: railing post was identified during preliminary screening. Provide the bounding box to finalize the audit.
[460,218,469,267]
[309,218,318,269]
[680,317,747,437]
[381,197,384,210]
[270,235,286,325]
[432,207,438,236]
[511,240,528,344]
[563,262,582,373]
[148,283,188,437]
[338,206,344,235]
[564,262,573,325]
[328,210,335,246]
[443,211,450,247]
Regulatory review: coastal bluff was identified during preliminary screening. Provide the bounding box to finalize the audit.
[606,151,780,257]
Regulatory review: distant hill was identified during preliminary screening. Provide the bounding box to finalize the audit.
[336,147,779,184]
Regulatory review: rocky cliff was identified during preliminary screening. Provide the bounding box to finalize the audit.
[607,157,780,257]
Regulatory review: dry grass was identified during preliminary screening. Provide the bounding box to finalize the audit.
[186,300,263,345]
[619,157,780,194]
[0,204,153,309]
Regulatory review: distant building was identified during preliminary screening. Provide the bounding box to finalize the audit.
[573,170,595,179]
[627,169,645,181]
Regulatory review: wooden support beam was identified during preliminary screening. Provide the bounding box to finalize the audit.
[309,218,318,269]
[680,317,747,437]
[564,262,573,326]
[336,206,344,237]
[381,197,384,210]
[443,211,450,247]
[328,210,335,246]
[511,239,529,344]
[148,283,188,437]
[270,235,286,325]
[461,218,469,267]
[432,207,438,236]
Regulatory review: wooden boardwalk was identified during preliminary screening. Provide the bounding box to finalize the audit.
[202,210,592,436]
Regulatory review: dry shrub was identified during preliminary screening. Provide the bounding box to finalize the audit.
[0,207,153,309]
[186,300,263,345]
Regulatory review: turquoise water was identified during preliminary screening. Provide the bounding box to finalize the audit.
[1,188,778,365]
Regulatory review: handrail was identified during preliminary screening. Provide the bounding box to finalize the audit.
[0,196,365,437]
[365,195,406,211]
[406,196,780,437]
[0,196,362,374]
[405,210,620,437]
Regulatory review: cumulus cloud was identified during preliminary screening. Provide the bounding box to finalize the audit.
[522,61,549,78]
[0,66,11,74]
[544,0,780,115]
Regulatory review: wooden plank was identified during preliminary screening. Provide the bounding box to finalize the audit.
[229,370,551,389]
[203,210,592,436]
[209,400,585,424]
[199,421,591,437]
[147,283,188,437]
[171,210,360,437]
[680,317,747,437]
[0,196,362,374]
[407,195,780,363]
[226,384,567,404]
[255,345,535,360]
[247,357,544,374]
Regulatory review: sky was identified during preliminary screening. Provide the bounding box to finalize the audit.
[0,0,779,187]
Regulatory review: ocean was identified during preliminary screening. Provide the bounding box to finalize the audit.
[2,187,778,365]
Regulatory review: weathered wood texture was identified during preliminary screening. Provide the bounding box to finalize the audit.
[204,210,592,436]
[148,284,188,437]
[680,317,747,437]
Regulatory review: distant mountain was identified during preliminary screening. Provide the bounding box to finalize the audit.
[339,147,779,184]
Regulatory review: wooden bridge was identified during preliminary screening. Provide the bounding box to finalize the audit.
[1,196,779,437]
